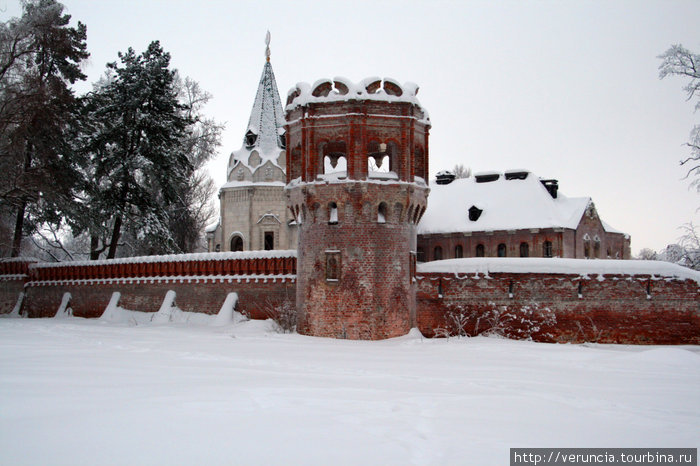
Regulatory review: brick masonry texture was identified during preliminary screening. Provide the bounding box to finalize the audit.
[1,256,698,344]
[285,91,430,340]
[416,272,700,344]
[288,182,427,340]
[24,277,294,320]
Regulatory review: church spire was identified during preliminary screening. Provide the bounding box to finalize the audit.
[242,32,285,158]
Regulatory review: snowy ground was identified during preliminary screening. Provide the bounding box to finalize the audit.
[0,316,698,465]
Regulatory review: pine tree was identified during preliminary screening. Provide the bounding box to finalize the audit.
[79,41,192,259]
[0,0,88,257]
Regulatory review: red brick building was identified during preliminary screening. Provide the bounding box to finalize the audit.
[285,77,430,339]
[417,170,631,262]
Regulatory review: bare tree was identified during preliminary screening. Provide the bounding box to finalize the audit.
[677,222,700,270]
[452,164,471,179]
[636,248,658,261]
[658,44,700,191]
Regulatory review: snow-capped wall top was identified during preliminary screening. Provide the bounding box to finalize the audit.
[285,77,428,116]
[417,257,700,284]
[417,172,623,235]
[31,250,297,269]
[227,59,286,180]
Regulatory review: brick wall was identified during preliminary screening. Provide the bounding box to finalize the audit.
[0,277,25,314]
[289,182,427,340]
[3,254,698,344]
[7,253,296,320]
[25,276,295,319]
[0,259,36,315]
[416,271,700,344]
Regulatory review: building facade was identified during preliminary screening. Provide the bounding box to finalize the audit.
[416,170,631,262]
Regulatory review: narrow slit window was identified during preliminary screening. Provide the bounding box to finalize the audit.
[378,202,387,224]
[264,232,274,251]
[329,202,338,224]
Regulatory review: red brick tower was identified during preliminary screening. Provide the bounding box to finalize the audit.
[285,77,430,339]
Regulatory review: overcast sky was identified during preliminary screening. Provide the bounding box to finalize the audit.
[3,0,699,253]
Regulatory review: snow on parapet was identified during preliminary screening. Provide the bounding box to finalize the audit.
[286,77,428,114]
[417,258,700,283]
[31,250,297,269]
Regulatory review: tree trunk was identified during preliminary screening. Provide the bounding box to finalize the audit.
[90,235,100,260]
[10,201,26,257]
[106,214,122,259]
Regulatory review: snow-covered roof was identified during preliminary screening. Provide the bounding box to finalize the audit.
[285,77,429,121]
[227,59,286,179]
[417,171,616,234]
[417,257,700,284]
[204,221,219,233]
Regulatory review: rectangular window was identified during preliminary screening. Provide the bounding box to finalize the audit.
[326,250,341,281]
[264,232,274,250]
[409,251,417,282]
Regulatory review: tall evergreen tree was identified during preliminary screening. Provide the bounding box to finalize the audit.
[0,0,88,257]
[79,41,192,259]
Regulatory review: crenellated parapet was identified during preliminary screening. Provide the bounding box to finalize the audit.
[285,77,430,185]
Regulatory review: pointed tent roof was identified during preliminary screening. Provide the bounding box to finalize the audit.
[227,37,286,178]
[244,59,285,156]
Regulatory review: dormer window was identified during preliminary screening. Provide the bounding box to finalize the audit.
[245,130,257,148]
[468,206,483,222]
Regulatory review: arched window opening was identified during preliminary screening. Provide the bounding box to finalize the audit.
[497,243,507,257]
[321,141,347,176]
[455,245,463,259]
[434,246,443,261]
[584,240,591,259]
[520,242,529,257]
[323,155,347,175]
[543,241,553,258]
[476,244,485,257]
[594,238,601,258]
[329,202,338,224]
[368,141,391,174]
[377,202,387,224]
[245,130,257,148]
[231,236,243,252]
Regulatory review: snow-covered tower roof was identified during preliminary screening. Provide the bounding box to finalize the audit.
[226,32,286,181]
